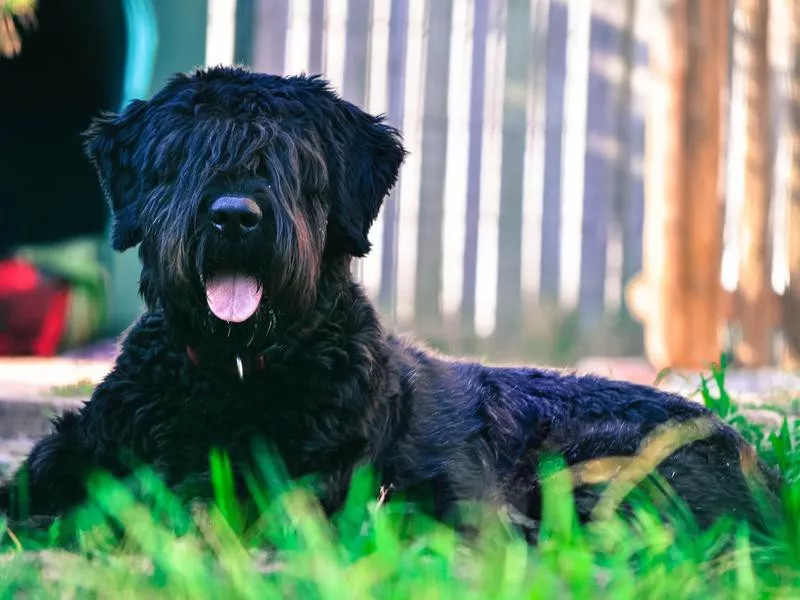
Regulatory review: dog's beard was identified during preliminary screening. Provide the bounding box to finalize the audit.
[197,234,268,324]
[139,210,326,353]
[194,237,284,348]
[194,208,323,322]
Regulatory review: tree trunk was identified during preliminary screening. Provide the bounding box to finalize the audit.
[736,0,774,367]
[631,0,727,370]
[785,0,800,368]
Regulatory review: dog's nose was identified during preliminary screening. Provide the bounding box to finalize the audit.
[209,196,263,236]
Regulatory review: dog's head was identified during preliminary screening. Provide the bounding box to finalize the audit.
[84,66,405,348]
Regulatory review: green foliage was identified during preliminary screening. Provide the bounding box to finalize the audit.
[2,361,800,598]
[1,0,37,15]
[699,357,800,485]
[699,357,765,449]
[51,379,97,397]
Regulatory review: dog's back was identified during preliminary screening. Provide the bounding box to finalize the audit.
[380,337,779,531]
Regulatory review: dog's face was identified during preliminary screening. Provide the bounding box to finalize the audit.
[84,67,405,348]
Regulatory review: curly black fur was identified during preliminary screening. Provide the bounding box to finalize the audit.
[0,67,780,537]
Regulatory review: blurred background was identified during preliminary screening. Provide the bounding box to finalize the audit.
[0,0,798,373]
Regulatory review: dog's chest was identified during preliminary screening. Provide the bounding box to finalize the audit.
[125,367,369,479]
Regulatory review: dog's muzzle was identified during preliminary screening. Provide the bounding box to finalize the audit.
[203,196,265,324]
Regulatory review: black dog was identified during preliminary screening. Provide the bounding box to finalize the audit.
[0,67,778,535]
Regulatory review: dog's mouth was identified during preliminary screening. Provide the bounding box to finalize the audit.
[204,272,263,323]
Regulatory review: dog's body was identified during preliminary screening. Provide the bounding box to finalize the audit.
[0,67,778,534]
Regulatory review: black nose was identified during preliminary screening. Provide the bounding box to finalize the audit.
[209,196,263,236]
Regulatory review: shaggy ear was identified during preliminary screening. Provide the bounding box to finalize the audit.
[329,103,406,257]
[84,99,149,252]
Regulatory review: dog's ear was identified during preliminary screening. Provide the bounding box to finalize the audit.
[84,99,149,252]
[329,102,406,257]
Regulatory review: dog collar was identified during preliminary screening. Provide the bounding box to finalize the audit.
[185,345,267,380]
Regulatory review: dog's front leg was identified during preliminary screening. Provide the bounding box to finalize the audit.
[0,411,91,525]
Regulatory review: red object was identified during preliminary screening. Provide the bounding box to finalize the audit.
[0,258,70,356]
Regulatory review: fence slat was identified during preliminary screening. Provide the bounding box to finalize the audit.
[620,0,645,319]
[413,0,454,328]
[494,0,532,334]
[251,0,289,74]
[342,0,373,281]
[520,0,551,309]
[343,0,372,104]
[578,4,627,327]
[234,0,255,65]
[306,0,325,74]
[461,0,491,332]
[378,0,410,317]
[539,0,569,302]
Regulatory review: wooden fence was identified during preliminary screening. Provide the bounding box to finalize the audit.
[211,0,798,367]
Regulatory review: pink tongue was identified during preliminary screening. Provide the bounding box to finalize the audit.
[205,274,263,323]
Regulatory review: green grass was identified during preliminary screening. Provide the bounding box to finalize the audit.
[2,362,800,599]
[51,379,97,397]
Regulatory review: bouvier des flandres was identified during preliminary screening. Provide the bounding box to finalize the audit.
[0,67,778,536]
